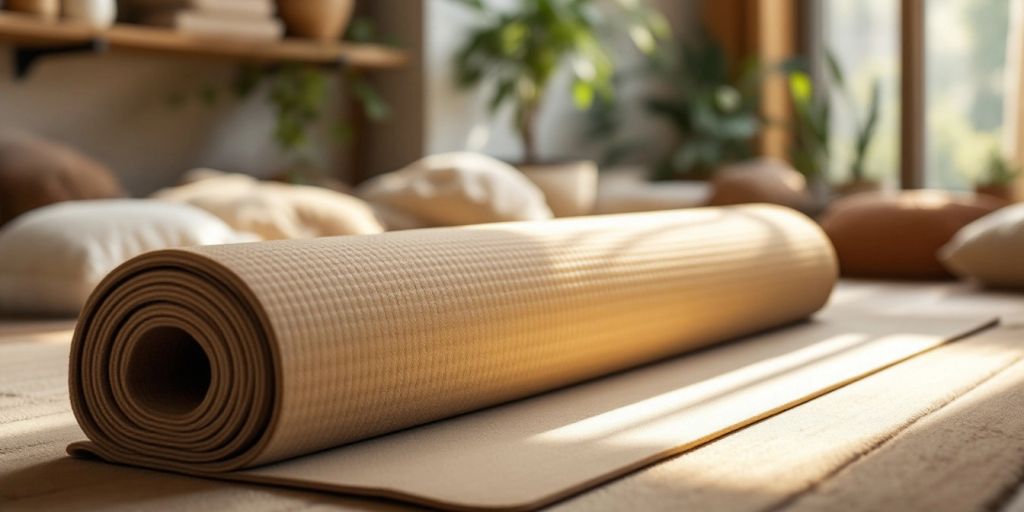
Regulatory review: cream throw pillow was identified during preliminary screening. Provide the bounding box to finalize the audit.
[357,152,553,227]
[940,202,1024,287]
[154,170,385,239]
[0,199,250,316]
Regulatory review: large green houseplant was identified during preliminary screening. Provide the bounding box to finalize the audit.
[451,0,667,216]
[587,32,775,181]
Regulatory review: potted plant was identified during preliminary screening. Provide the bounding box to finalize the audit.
[451,0,668,216]
[833,58,881,195]
[787,66,830,184]
[277,0,355,42]
[975,149,1020,201]
[787,52,882,197]
[642,36,763,181]
[231,63,390,186]
[171,17,392,187]
[7,0,59,20]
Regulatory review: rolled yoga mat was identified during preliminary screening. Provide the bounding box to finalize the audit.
[67,204,992,510]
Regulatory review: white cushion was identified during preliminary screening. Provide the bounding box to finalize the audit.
[0,199,251,316]
[154,170,385,239]
[940,202,1024,287]
[357,152,553,227]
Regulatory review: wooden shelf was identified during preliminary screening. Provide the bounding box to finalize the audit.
[0,11,408,70]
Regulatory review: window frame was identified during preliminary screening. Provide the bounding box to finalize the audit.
[900,0,925,189]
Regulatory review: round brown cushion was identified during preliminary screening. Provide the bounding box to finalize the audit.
[820,190,1006,279]
[0,131,124,226]
[708,158,812,211]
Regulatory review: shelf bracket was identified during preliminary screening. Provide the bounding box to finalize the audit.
[12,38,107,80]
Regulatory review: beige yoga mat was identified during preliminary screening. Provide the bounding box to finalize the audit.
[66,204,990,510]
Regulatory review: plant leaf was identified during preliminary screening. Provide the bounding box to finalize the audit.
[449,0,485,10]
[788,72,813,102]
[572,79,595,109]
[825,48,846,89]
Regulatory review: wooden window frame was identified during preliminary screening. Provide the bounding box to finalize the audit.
[707,0,929,190]
[900,0,926,189]
[810,0,926,189]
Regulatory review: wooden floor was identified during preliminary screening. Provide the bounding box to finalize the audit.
[2,280,1024,512]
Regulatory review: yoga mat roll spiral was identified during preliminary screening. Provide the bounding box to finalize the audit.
[69,204,837,474]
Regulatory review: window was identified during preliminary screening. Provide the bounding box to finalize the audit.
[821,0,1015,190]
[823,0,900,187]
[925,0,1011,189]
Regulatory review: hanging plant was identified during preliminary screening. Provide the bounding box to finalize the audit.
[230,63,390,184]
[169,16,393,185]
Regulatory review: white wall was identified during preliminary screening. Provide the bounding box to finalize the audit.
[0,50,315,195]
[424,0,696,164]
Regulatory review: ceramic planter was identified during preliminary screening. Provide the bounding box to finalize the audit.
[975,184,1016,202]
[62,0,116,28]
[276,0,355,41]
[835,179,882,197]
[517,160,599,218]
[7,0,59,20]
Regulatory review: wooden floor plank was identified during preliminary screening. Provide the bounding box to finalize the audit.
[778,324,1024,512]
[550,325,1024,511]
[3,282,1024,511]
[1,323,1019,511]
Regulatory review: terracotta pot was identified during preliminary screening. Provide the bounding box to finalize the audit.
[276,0,355,41]
[975,184,1016,202]
[7,0,59,20]
[62,0,116,28]
[708,158,813,212]
[516,160,599,218]
[835,179,882,197]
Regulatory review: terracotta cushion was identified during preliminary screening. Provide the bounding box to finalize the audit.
[820,190,1006,279]
[0,131,125,227]
[708,158,812,211]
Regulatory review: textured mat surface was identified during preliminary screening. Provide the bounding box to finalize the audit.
[65,205,987,510]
